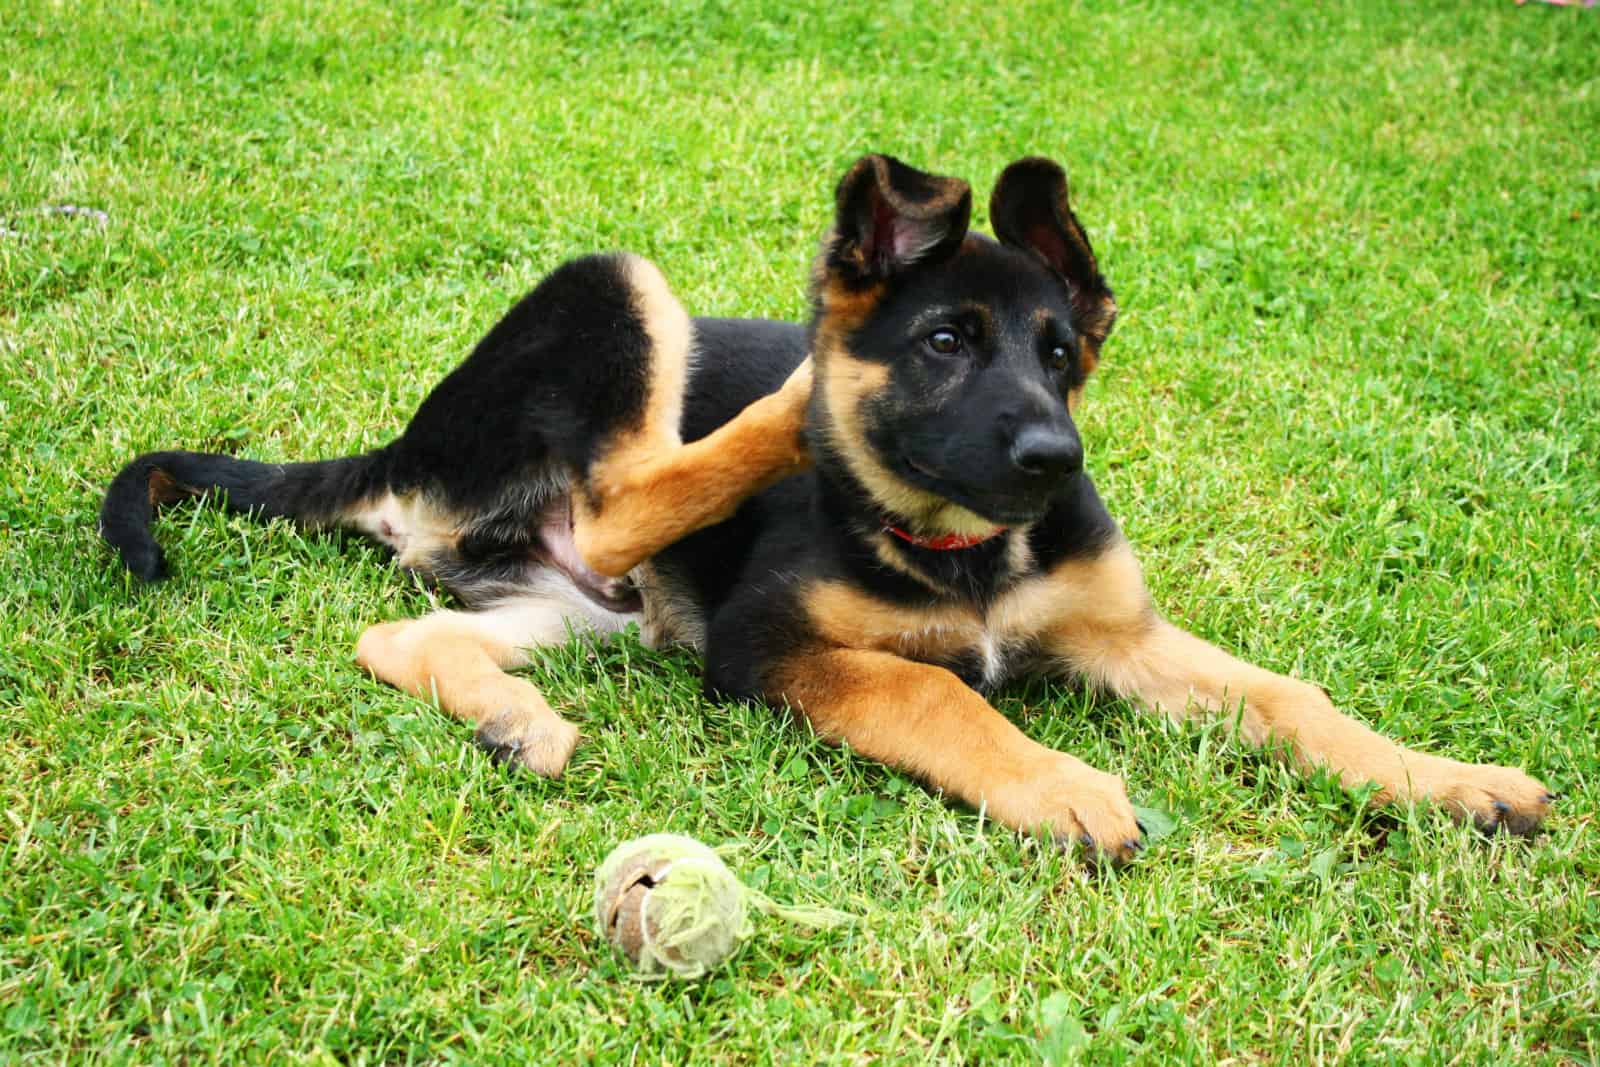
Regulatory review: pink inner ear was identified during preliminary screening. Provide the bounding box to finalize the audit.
[1025,220,1069,273]
[892,220,939,261]
[865,183,952,267]
[871,198,898,264]
[887,208,943,262]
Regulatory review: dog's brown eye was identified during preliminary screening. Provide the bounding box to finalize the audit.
[1048,345,1071,370]
[927,328,963,356]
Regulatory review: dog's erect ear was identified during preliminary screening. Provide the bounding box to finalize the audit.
[828,154,972,284]
[990,157,1117,346]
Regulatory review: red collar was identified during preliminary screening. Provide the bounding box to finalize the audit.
[884,523,1007,551]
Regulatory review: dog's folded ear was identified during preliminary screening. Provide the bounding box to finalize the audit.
[828,154,972,285]
[990,157,1117,347]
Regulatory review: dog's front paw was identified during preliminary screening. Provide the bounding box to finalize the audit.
[1412,756,1553,837]
[474,708,580,777]
[995,756,1144,865]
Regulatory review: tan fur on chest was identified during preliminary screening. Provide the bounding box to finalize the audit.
[800,540,1153,684]
[805,581,992,663]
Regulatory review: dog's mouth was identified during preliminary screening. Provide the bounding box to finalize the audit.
[896,455,1052,528]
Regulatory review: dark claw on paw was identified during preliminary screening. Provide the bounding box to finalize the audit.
[1125,838,1143,853]
[473,729,524,767]
[1476,801,1543,840]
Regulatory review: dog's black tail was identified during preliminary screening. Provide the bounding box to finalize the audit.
[100,448,393,581]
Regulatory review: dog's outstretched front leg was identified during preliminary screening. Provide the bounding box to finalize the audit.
[574,357,813,577]
[355,600,585,776]
[1042,540,1553,835]
[767,647,1144,863]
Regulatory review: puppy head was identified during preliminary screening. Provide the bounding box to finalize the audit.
[810,154,1117,535]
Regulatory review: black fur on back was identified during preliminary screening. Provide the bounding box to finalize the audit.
[386,252,652,515]
[99,252,657,589]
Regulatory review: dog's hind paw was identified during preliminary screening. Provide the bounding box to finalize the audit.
[474,708,579,777]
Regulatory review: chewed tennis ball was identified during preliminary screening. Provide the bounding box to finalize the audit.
[594,834,752,979]
[593,833,854,981]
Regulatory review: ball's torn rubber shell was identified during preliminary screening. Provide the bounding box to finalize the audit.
[599,854,671,967]
[593,834,753,980]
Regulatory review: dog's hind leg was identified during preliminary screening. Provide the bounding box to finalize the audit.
[571,256,813,578]
[574,361,813,576]
[354,583,637,776]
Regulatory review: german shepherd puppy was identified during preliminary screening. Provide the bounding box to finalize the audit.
[101,155,1552,861]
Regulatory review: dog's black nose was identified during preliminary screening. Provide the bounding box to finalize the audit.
[1010,425,1083,477]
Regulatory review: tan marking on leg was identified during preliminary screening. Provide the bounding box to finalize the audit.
[574,357,815,576]
[1038,540,1552,835]
[570,256,815,576]
[767,647,1140,861]
[619,253,694,457]
[576,253,692,486]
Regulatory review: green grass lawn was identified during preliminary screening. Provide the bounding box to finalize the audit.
[5,0,1599,1062]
